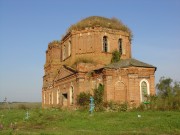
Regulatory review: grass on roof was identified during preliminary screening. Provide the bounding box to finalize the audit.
[68,16,133,41]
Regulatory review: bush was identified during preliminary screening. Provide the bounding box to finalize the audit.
[94,84,104,105]
[111,50,121,63]
[119,102,128,112]
[77,92,91,109]
[134,94,180,111]
[94,84,104,111]
[104,101,129,112]
[18,104,29,110]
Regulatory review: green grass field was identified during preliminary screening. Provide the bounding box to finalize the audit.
[0,103,180,135]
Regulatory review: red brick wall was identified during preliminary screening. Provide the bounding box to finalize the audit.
[42,27,156,108]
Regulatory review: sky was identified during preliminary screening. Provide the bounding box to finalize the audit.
[0,0,180,102]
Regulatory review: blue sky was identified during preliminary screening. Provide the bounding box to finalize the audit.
[0,0,180,102]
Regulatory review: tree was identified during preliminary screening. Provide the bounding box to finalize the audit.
[173,81,180,96]
[155,77,180,110]
[156,77,180,97]
[94,84,104,105]
[93,84,104,111]
[156,77,173,97]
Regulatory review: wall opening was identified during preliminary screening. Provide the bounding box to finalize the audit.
[118,39,122,55]
[62,93,68,106]
[103,36,108,52]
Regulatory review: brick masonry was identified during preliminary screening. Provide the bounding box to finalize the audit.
[42,26,156,108]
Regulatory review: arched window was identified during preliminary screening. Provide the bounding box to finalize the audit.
[140,80,150,102]
[103,36,108,52]
[118,39,122,55]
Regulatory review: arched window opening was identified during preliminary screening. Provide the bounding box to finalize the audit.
[118,39,122,55]
[103,36,108,52]
[141,81,148,102]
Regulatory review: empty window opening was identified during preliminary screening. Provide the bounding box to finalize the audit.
[118,39,122,55]
[103,36,108,52]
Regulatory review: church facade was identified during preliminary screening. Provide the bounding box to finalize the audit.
[42,16,156,108]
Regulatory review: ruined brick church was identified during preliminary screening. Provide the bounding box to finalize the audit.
[42,16,156,108]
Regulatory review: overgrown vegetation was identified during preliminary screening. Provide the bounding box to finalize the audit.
[93,84,104,111]
[71,57,96,68]
[76,84,105,111]
[0,78,180,135]
[68,16,133,41]
[103,101,129,112]
[137,77,180,111]
[111,50,121,63]
[76,77,180,112]
[77,84,128,112]
[76,92,92,109]
[48,40,60,47]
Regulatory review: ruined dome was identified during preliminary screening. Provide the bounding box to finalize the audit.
[68,16,132,37]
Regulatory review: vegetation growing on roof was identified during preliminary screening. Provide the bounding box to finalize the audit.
[48,40,61,47]
[71,57,96,68]
[68,16,133,41]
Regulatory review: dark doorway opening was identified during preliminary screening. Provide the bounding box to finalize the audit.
[62,93,68,106]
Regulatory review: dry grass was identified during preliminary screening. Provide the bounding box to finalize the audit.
[68,16,133,41]
[71,57,97,69]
